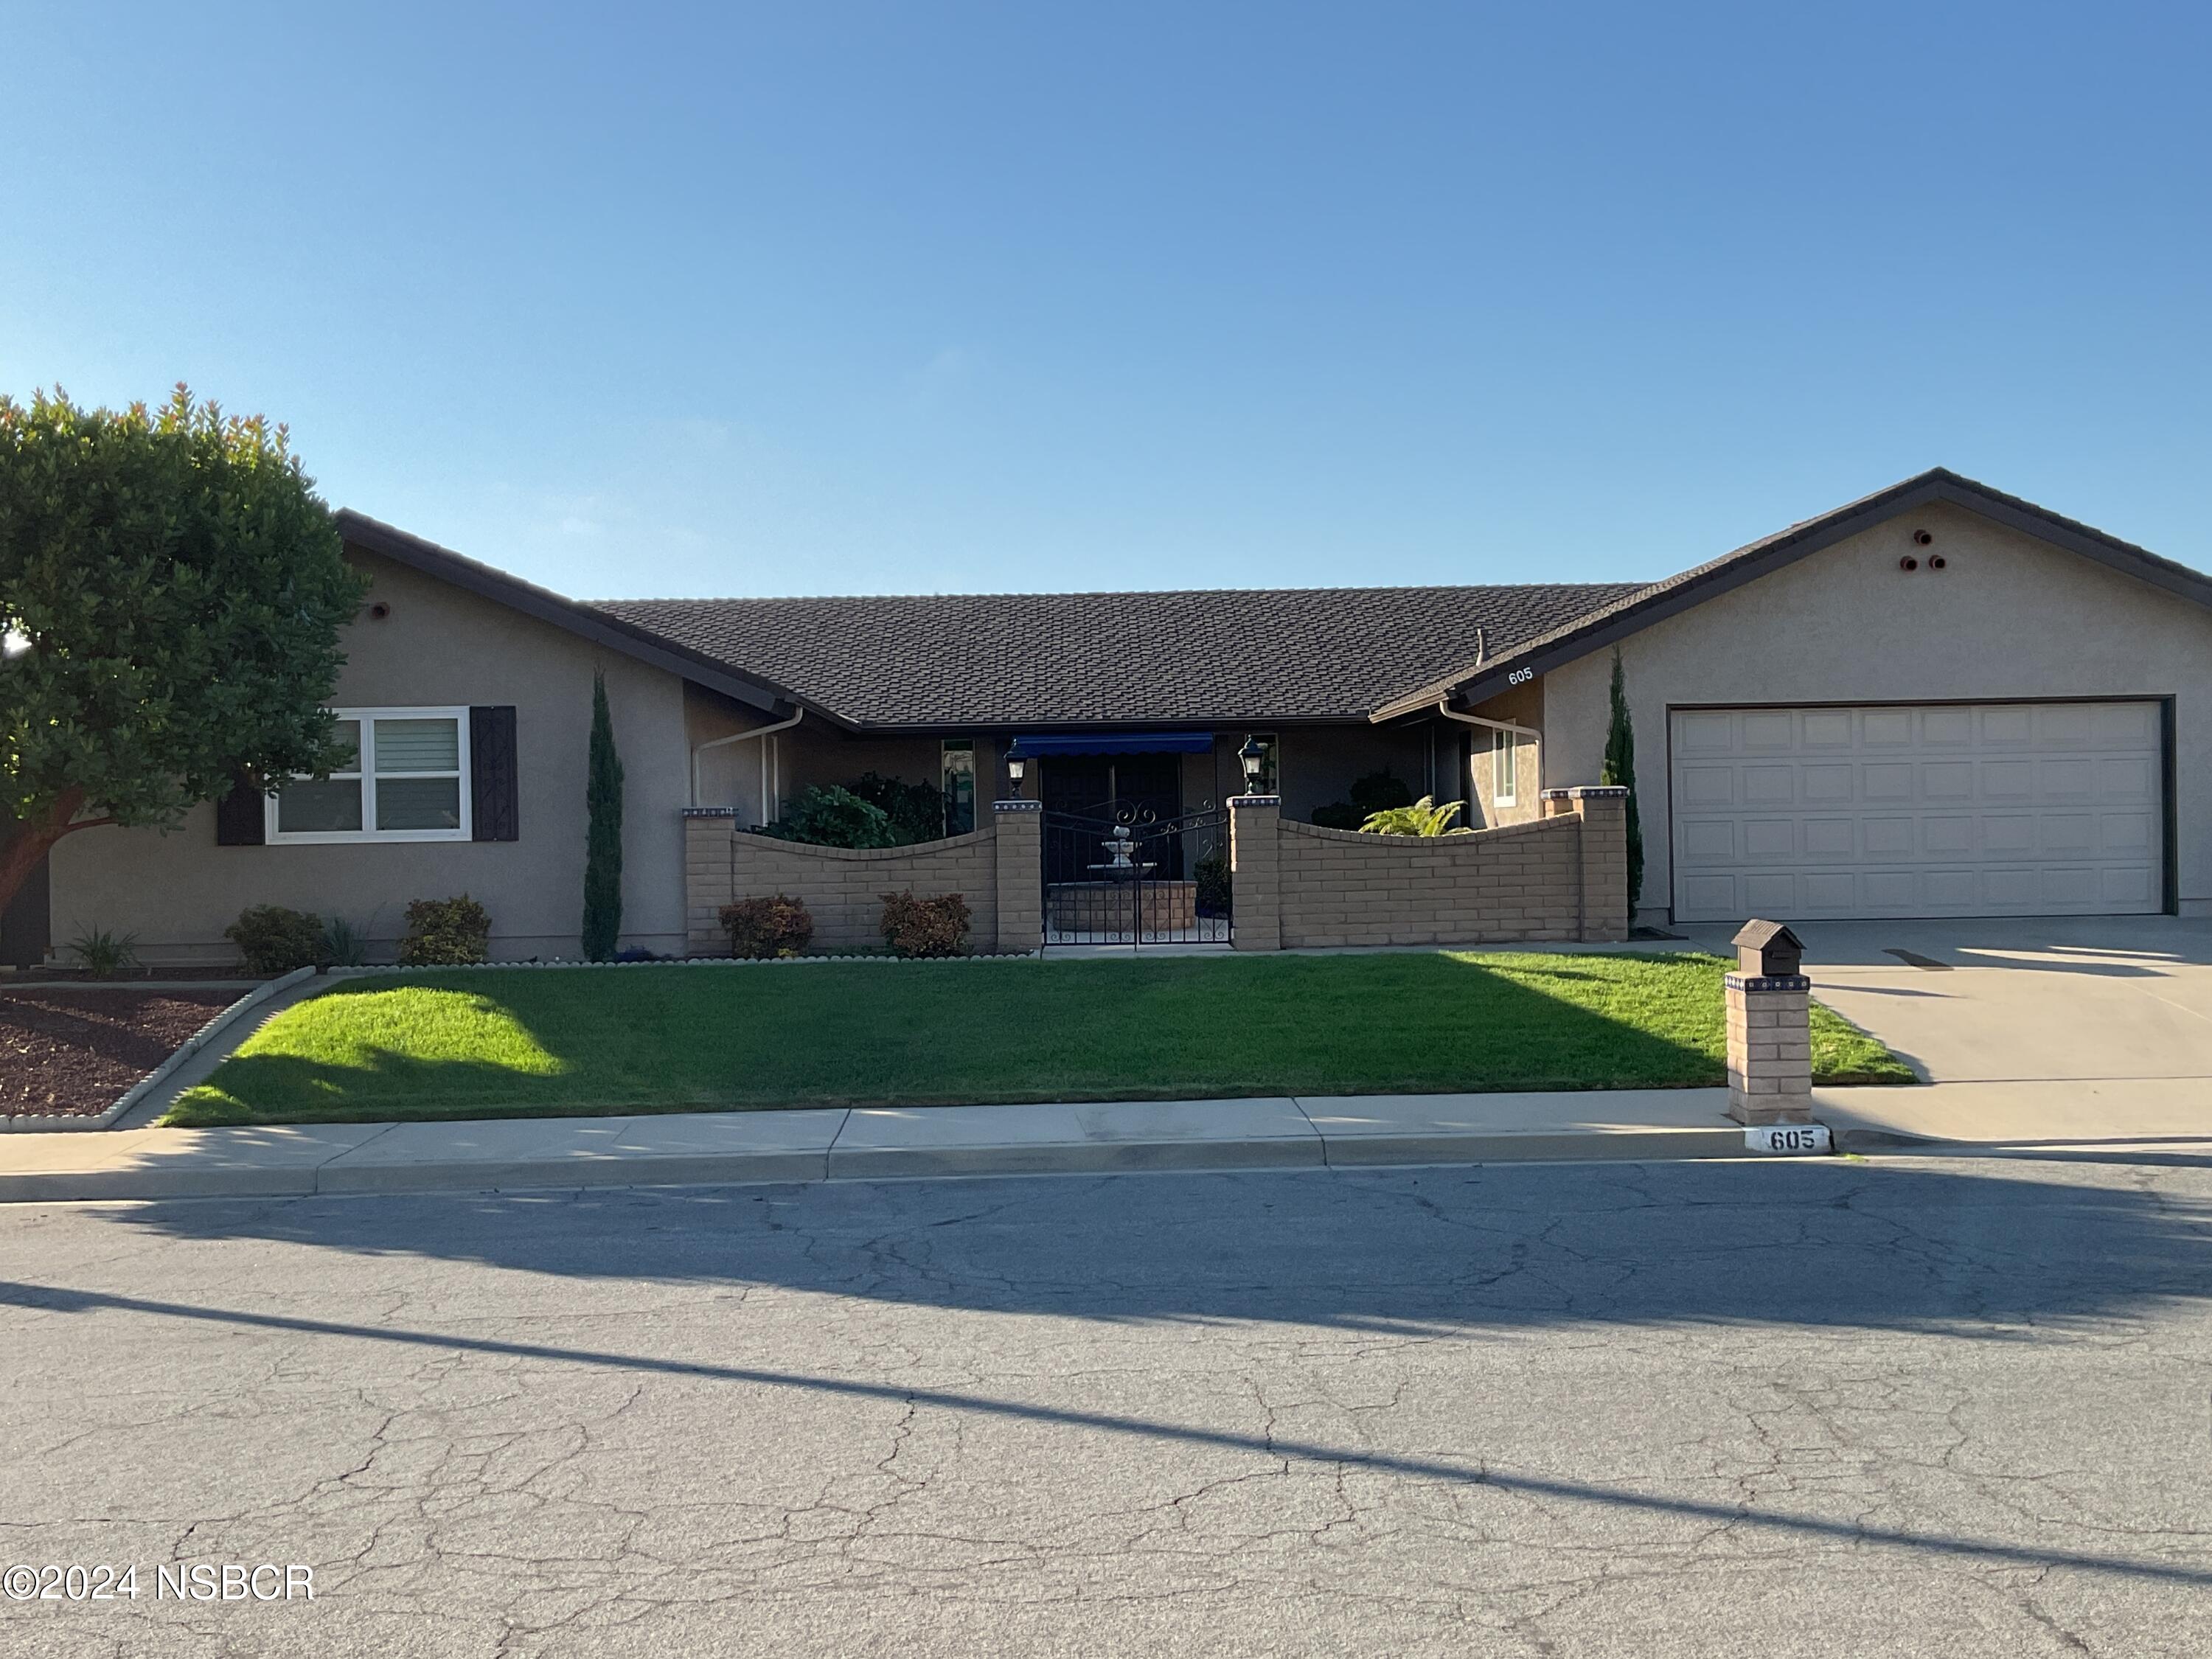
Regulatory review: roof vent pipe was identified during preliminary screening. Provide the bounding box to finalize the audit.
[1474,625,1487,666]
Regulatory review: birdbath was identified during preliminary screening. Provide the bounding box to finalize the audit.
[1088,824,1155,879]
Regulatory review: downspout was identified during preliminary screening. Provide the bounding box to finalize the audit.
[691,709,804,821]
[1433,700,1543,799]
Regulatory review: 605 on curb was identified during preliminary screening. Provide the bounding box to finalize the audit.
[2,1564,316,1603]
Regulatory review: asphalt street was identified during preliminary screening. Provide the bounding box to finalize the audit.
[1,1155,2208,1657]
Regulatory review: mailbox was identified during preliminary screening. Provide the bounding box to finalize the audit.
[1732,918,1804,978]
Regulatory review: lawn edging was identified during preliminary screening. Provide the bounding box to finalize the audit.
[4,965,320,1135]
[319,953,1041,978]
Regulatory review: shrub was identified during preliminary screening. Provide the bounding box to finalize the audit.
[720,895,815,959]
[1603,647,1644,908]
[759,776,950,848]
[322,914,371,967]
[879,891,971,959]
[400,895,492,966]
[225,905,331,975]
[1312,769,1415,830]
[848,772,947,844]
[582,671,625,961]
[1360,796,1474,837]
[1194,853,1231,917]
[66,926,140,979]
[758,785,900,849]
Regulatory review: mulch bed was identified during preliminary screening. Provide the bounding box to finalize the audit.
[4,967,266,985]
[1,990,241,1119]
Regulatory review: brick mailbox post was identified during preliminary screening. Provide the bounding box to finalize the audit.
[1725,919,1813,1125]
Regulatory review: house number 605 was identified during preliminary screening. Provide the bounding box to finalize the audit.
[1507,667,1534,685]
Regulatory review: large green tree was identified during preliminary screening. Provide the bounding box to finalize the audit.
[0,386,366,914]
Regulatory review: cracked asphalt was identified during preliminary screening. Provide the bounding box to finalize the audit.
[1,1154,2208,1657]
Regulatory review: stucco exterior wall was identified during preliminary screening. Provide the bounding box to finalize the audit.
[1464,681,1545,830]
[683,685,781,824]
[1539,501,2212,919]
[684,813,1003,953]
[48,549,698,965]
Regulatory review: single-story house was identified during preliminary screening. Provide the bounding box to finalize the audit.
[14,467,2211,966]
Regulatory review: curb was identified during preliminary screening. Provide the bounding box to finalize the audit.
[0,1119,1767,1205]
[824,1135,1329,1182]
[1321,1126,1749,1166]
[2,966,319,1135]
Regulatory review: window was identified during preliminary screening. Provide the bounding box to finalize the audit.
[1250,732,1280,794]
[1492,728,1518,807]
[268,709,471,843]
[941,740,976,836]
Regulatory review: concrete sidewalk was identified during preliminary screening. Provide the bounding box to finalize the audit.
[1,1090,1758,1203]
[8,1077,2209,1203]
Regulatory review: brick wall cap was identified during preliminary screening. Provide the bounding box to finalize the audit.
[1281,815,1571,847]
[1725,973,1812,992]
[1230,794,1282,808]
[992,799,1044,813]
[728,824,994,859]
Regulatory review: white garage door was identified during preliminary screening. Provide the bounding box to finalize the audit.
[1670,702,2164,922]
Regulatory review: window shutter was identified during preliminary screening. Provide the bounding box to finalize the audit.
[214,768,265,846]
[470,706,520,841]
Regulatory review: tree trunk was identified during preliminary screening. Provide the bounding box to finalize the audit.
[0,788,91,917]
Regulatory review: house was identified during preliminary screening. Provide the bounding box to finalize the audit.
[14,467,2212,967]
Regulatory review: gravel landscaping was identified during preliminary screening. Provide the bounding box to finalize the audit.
[1,989,240,1119]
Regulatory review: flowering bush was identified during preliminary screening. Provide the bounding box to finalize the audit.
[878,891,970,959]
[720,895,815,959]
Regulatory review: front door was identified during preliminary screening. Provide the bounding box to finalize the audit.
[1040,753,1185,882]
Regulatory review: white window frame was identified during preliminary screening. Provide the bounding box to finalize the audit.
[941,739,976,837]
[266,706,473,844]
[1251,731,1280,796]
[1491,728,1518,807]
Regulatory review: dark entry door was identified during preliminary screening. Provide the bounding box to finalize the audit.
[1040,753,1184,883]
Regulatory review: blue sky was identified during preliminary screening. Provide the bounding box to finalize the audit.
[4,3,2205,599]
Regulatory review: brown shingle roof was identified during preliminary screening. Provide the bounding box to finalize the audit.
[595,583,1644,729]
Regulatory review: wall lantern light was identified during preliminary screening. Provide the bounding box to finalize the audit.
[1237,736,1267,791]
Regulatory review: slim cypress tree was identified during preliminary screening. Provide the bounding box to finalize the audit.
[582,672,624,960]
[1601,648,1644,911]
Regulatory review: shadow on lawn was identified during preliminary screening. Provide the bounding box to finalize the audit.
[172,953,1747,1123]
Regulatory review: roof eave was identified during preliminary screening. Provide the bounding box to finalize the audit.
[1371,470,2212,719]
[335,510,846,724]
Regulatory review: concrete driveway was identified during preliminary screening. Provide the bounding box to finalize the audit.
[1683,916,2212,1145]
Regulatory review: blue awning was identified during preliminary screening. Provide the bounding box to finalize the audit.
[1009,731,1214,757]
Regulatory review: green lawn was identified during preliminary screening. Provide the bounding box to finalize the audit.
[164,951,1913,1126]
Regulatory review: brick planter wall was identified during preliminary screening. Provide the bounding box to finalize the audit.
[1242,785,1632,949]
[684,784,1635,959]
[684,809,1008,954]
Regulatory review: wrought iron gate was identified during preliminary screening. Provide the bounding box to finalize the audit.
[1041,802,1232,947]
